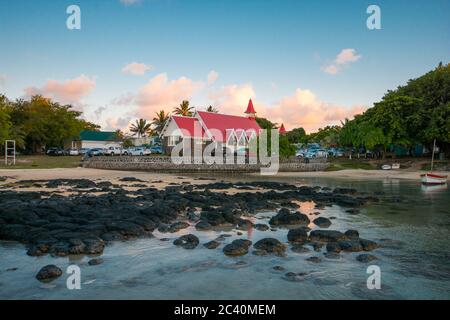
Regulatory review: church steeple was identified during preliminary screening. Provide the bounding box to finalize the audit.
[244,99,256,119]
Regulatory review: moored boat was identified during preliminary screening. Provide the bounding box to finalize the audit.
[420,173,448,185]
[421,139,448,185]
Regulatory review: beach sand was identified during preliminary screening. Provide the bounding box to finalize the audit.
[1,167,448,184]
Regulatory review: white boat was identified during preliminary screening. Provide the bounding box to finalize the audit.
[381,164,391,170]
[392,163,400,169]
[421,173,447,185]
[421,139,448,185]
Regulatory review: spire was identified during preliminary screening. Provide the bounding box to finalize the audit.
[279,123,287,135]
[245,99,256,118]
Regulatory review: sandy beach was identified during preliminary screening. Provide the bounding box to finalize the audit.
[1,167,448,183]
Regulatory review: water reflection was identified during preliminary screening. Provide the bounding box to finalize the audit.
[0,177,449,299]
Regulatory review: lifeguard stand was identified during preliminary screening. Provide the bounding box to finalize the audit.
[4,140,16,165]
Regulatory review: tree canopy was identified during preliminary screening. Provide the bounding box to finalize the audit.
[0,94,99,152]
[339,63,450,154]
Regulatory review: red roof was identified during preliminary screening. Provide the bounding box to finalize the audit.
[244,99,256,115]
[197,111,261,142]
[172,116,205,138]
[279,124,287,135]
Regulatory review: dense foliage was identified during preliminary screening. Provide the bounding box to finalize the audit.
[339,63,450,155]
[0,95,99,153]
[256,117,296,158]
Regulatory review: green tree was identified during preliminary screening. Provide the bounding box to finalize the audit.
[206,105,218,113]
[286,127,306,144]
[152,110,170,135]
[173,100,193,116]
[129,119,152,138]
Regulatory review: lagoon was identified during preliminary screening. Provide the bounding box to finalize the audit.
[0,176,449,299]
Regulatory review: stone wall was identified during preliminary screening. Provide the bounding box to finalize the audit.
[83,156,329,173]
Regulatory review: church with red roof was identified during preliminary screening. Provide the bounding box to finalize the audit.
[160,99,262,155]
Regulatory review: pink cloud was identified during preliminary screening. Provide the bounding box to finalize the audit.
[322,48,361,75]
[265,88,366,132]
[208,83,256,115]
[24,74,95,106]
[135,73,204,118]
[207,84,365,133]
[207,70,219,85]
[122,62,152,76]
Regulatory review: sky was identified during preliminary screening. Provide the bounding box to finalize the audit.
[0,0,449,133]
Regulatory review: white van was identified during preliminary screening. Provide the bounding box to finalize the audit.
[106,146,123,156]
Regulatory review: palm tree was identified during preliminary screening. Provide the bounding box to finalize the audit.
[114,129,125,141]
[173,100,193,116]
[152,110,169,135]
[206,105,218,113]
[129,119,152,138]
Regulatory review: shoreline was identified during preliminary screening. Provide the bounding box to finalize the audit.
[1,167,448,182]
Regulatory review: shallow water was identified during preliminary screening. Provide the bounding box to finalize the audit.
[0,177,449,299]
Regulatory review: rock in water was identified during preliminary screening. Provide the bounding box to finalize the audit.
[309,230,346,242]
[312,217,332,228]
[195,221,212,231]
[360,238,378,251]
[306,256,322,263]
[326,242,342,253]
[88,258,104,266]
[291,245,310,253]
[356,254,378,263]
[287,227,308,244]
[173,234,199,249]
[253,238,286,255]
[338,240,363,252]
[167,221,190,233]
[344,229,360,240]
[223,239,252,256]
[203,240,220,249]
[36,265,62,282]
[269,208,310,226]
[254,224,270,231]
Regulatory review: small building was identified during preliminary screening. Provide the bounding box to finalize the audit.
[160,99,262,156]
[72,131,121,149]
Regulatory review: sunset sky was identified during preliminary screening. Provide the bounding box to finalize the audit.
[0,0,449,132]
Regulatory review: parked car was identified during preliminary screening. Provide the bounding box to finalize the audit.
[304,151,316,158]
[105,146,123,156]
[315,149,329,158]
[87,148,104,156]
[68,148,79,156]
[328,148,344,157]
[79,148,90,155]
[150,145,162,154]
[46,147,66,156]
[123,147,151,156]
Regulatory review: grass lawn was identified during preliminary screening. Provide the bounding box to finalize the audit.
[0,155,83,169]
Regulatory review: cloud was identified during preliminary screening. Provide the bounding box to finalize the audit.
[122,62,152,76]
[24,74,96,106]
[322,48,361,75]
[120,0,141,6]
[207,70,219,85]
[208,83,256,115]
[207,83,365,133]
[134,73,204,118]
[94,106,108,119]
[105,116,133,132]
[265,88,366,132]
[0,74,6,86]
